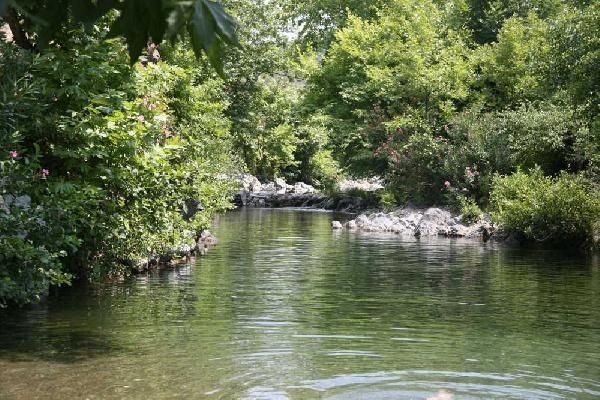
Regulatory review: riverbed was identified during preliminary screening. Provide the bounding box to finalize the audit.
[1,209,599,399]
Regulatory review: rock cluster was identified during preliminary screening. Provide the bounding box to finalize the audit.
[233,174,372,212]
[234,175,326,208]
[332,207,494,240]
[134,229,219,272]
[336,177,384,192]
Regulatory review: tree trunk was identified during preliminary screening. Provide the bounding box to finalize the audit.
[2,7,34,50]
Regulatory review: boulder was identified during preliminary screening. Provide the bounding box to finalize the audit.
[262,182,276,192]
[3,194,31,209]
[415,208,453,236]
[331,221,343,230]
[196,229,218,253]
[274,177,288,194]
[338,206,498,241]
[181,199,203,221]
[337,177,384,192]
[241,174,262,193]
[292,182,316,195]
[355,214,371,228]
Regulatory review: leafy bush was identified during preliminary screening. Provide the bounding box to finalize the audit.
[491,168,600,245]
[384,130,450,205]
[442,102,590,204]
[378,190,397,211]
[293,113,341,189]
[306,149,341,190]
[232,77,302,179]
[0,29,235,305]
[458,196,482,224]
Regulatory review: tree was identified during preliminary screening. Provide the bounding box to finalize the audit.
[282,0,390,50]
[306,0,473,174]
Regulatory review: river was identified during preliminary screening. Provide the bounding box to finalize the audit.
[1,208,599,399]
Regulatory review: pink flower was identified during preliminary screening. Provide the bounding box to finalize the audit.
[137,115,145,123]
[9,150,17,159]
[147,103,157,111]
[444,181,451,188]
[41,168,50,179]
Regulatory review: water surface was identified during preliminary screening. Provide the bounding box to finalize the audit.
[1,209,599,399]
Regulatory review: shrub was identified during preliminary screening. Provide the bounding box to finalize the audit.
[458,196,482,224]
[307,149,341,191]
[378,190,397,211]
[0,32,235,304]
[385,131,450,205]
[491,168,600,245]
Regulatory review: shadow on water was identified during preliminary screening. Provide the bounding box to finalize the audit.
[0,266,200,364]
[0,326,124,364]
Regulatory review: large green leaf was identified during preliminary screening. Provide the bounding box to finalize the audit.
[202,0,238,46]
[3,0,238,73]
[69,0,119,24]
[108,0,167,64]
[186,0,232,76]
[190,0,217,52]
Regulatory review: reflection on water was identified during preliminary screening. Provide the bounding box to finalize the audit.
[1,208,599,399]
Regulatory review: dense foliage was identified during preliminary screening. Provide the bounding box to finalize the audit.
[300,0,599,243]
[1,23,234,305]
[491,168,600,245]
[1,0,599,304]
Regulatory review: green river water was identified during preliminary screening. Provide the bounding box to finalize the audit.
[1,208,599,399]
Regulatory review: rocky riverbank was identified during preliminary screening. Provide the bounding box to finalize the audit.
[232,174,505,242]
[132,229,219,273]
[233,174,371,212]
[332,207,498,241]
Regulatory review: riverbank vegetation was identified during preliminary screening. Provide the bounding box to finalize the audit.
[1,0,599,305]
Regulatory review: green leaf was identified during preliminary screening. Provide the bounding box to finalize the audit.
[109,0,167,64]
[166,3,191,39]
[69,0,118,24]
[190,0,217,52]
[202,0,238,46]
[206,34,224,76]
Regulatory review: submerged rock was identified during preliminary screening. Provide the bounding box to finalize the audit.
[346,220,357,230]
[331,221,343,230]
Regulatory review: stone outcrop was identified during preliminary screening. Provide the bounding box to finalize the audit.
[331,221,343,230]
[338,207,495,241]
[234,175,325,208]
[233,175,371,212]
[231,175,500,242]
[336,177,384,192]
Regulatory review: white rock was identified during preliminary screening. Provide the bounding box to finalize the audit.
[275,177,288,194]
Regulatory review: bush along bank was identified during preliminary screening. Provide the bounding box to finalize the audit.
[331,170,600,249]
[0,32,235,307]
[234,174,599,248]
